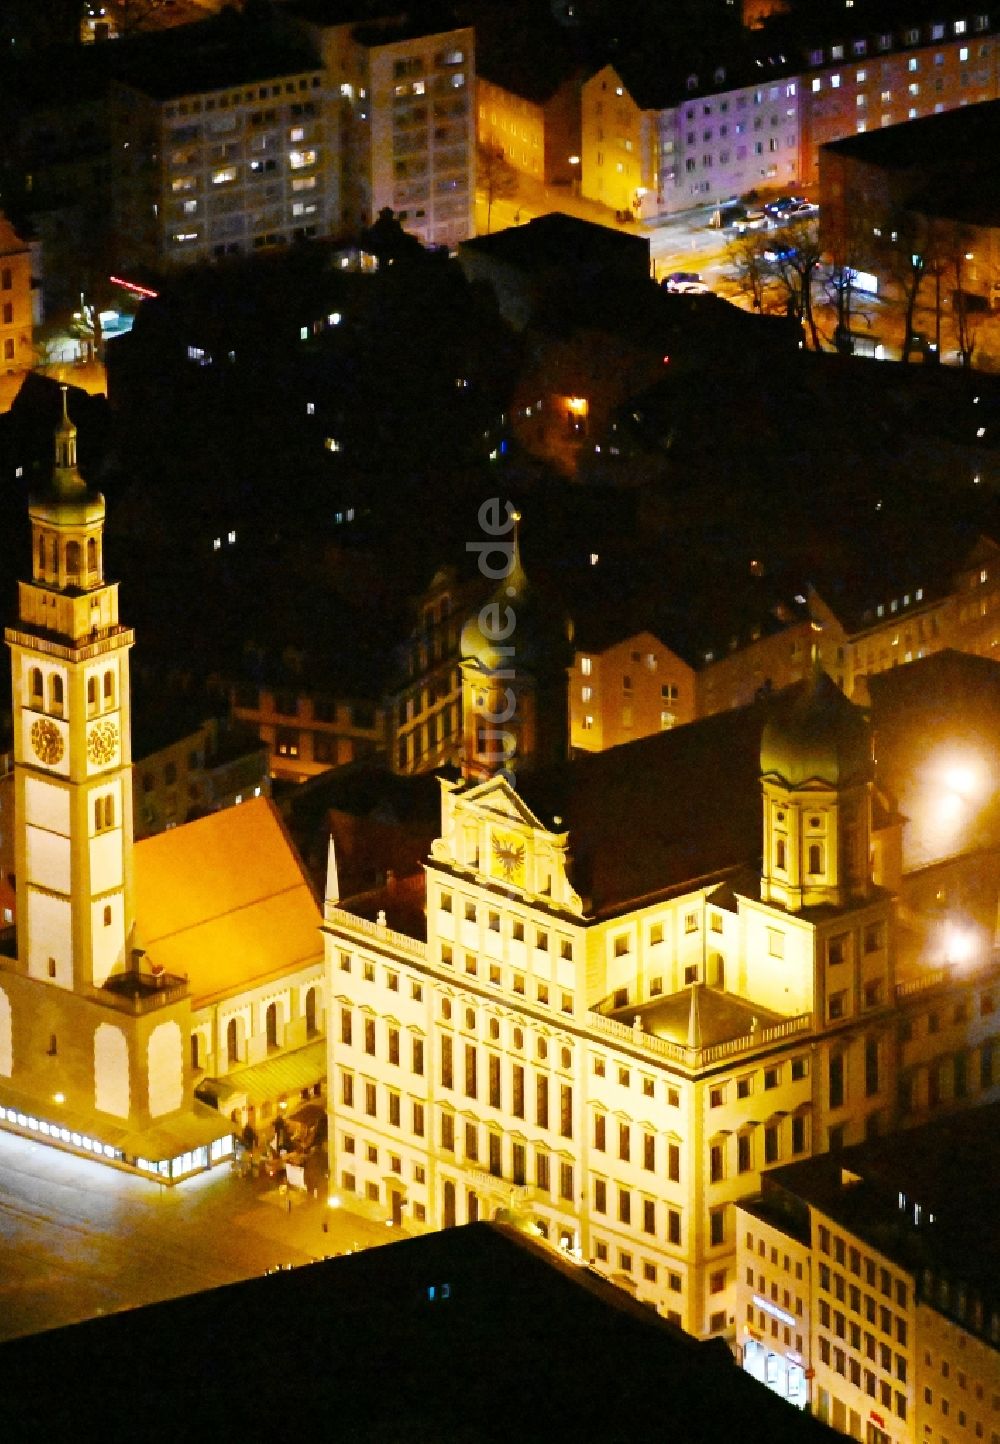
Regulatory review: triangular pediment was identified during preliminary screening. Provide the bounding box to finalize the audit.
[459,775,554,835]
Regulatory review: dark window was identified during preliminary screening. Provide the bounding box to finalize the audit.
[829,1053,845,1109]
[536,1073,549,1128]
[511,1062,525,1118]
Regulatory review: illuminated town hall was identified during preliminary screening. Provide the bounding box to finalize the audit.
[324,555,1000,1352]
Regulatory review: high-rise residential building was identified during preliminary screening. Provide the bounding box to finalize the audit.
[110,33,334,271]
[294,3,475,250]
[323,630,1000,1336]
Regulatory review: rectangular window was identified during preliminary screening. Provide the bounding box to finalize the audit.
[560,1083,573,1138]
[412,1101,424,1136]
[441,1113,455,1151]
[488,1053,501,1108]
[709,1205,726,1247]
[441,1034,453,1089]
[465,1043,477,1098]
[512,1063,524,1119]
[668,1142,680,1182]
[412,1037,424,1075]
[536,1074,549,1128]
[829,1053,845,1109]
[560,1162,573,1202]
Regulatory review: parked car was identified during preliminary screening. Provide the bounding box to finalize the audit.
[733,210,770,233]
[662,271,709,294]
[764,195,803,217]
[774,199,818,221]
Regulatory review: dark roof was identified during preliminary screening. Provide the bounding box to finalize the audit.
[520,697,770,918]
[821,96,1000,168]
[765,1103,1000,1308]
[0,1222,838,1442]
[460,211,649,273]
[112,16,321,100]
[608,982,784,1047]
[473,1,580,103]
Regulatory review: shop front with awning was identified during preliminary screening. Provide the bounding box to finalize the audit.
[197,1037,327,1126]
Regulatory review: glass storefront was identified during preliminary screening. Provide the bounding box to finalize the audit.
[742,1336,808,1409]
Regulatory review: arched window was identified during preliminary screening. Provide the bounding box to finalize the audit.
[87,537,97,576]
[65,540,81,582]
[265,1002,279,1050]
[226,1017,239,1066]
[191,1033,201,1071]
[87,676,98,715]
[775,838,786,871]
[104,795,114,829]
[103,670,115,704]
[808,843,823,875]
[305,987,317,1037]
[49,674,64,717]
[29,667,43,705]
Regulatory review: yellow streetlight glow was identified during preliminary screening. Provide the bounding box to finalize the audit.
[53,1092,65,1105]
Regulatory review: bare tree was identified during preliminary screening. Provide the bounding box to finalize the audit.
[724,228,777,314]
[820,200,879,353]
[760,218,825,350]
[477,143,518,235]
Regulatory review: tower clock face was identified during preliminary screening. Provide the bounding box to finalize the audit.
[87,719,119,768]
[30,717,65,766]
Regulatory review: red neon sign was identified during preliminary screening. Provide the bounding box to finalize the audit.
[109,275,159,300]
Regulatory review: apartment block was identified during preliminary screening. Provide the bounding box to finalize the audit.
[0,215,38,373]
[581,61,801,220]
[299,6,475,249]
[737,1105,1000,1438]
[110,41,335,271]
[569,630,697,752]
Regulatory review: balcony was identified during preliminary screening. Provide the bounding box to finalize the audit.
[99,968,188,1014]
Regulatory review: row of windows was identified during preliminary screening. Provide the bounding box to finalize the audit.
[163,78,322,123]
[438,944,575,1010]
[806,16,990,66]
[593,1114,682,1180]
[441,893,575,957]
[817,1334,909,1420]
[710,1113,809,1177]
[593,1055,682,1105]
[592,1179,683,1241]
[711,1056,809,1105]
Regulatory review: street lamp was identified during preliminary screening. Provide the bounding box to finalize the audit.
[568,154,580,197]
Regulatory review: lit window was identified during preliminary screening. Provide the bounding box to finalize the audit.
[212,167,237,185]
[290,126,305,142]
[581,656,592,676]
[289,149,317,170]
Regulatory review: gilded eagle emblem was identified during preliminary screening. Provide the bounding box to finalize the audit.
[492,833,525,882]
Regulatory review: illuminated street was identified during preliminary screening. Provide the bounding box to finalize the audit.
[0,1130,399,1342]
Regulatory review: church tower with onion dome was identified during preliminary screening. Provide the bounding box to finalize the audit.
[759,662,874,913]
[9,385,136,993]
